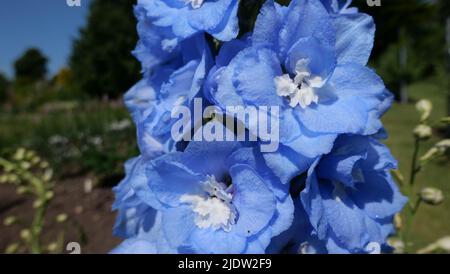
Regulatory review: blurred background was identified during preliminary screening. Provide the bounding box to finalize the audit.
[0,0,449,253]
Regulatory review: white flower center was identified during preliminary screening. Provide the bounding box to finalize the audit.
[180,175,236,232]
[274,59,324,109]
[185,0,204,9]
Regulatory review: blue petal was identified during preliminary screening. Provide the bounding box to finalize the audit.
[350,171,407,220]
[262,145,313,185]
[124,79,157,124]
[252,0,282,49]
[182,132,244,178]
[317,135,370,187]
[279,0,335,60]
[190,227,247,254]
[269,195,295,237]
[286,37,336,80]
[202,0,239,41]
[110,238,158,254]
[244,227,273,254]
[162,206,197,248]
[230,47,284,107]
[133,5,180,73]
[230,164,276,237]
[334,13,375,66]
[111,211,177,254]
[283,125,337,158]
[216,38,250,67]
[113,204,156,239]
[296,63,385,135]
[148,154,204,207]
[226,147,289,198]
[141,0,239,41]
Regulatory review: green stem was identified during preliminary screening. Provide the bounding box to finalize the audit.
[402,138,422,253]
[409,138,420,186]
[412,198,422,215]
[1,156,49,254]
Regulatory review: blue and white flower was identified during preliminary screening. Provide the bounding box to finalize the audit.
[296,135,408,253]
[205,0,388,166]
[138,0,240,42]
[126,5,213,159]
[145,122,294,254]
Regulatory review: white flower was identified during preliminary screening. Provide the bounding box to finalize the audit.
[415,99,433,122]
[413,124,432,140]
[419,187,444,205]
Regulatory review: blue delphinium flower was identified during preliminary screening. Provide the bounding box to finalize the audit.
[320,0,358,14]
[205,0,389,171]
[145,122,294,254]
[112,0,406,254]
[296,135,406,253]
[111,156,177,254]
[138,0,240,42]
[126,5,213,159]
[264,135,407,254]
[112,122,294,254]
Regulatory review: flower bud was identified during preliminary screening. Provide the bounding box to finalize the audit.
[435,236,450,252]
[40,161,49,169]
[7,174,19,183]
[420,187,444,205]
[56,213,68,223]
[391,170,405,185]
[43,169,53,182]
[0,175,9,184]
[20,229,31,241]
[388,238,405,254]
[416,99,432,122]
[420,139,450,163]
[394,214,402,230]
[13,148,26,161]
[31,156,41,165]
[418,236,450,254]
[16,186,28,195]
[20,161,31,170]
[5,243,19,254]
[45,191,54,201]
[413,124,432,140]
[25,150,35,160]
[3,216,17,226]
[33,199,44,208]
[47,242,58,252]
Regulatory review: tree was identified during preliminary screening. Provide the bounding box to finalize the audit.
[14,48,48,84]
[353,0,441,102]
[0,73,9,103]
[70,0,140,99]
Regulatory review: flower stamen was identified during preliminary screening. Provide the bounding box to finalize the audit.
[185,0,205,9]
[274,59,323,109]
[180,175,236,232]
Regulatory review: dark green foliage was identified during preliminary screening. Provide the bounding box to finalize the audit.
[353,0,445,74]
[14,48,48,84]
[0,102,138,180]
[70,0,140,99]
[0,73,9,103]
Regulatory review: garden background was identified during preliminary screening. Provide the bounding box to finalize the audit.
[0,0,449,253]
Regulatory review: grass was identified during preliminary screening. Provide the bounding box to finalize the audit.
[383,81,450,250]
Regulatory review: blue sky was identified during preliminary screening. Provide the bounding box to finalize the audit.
[0,0,90,78]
